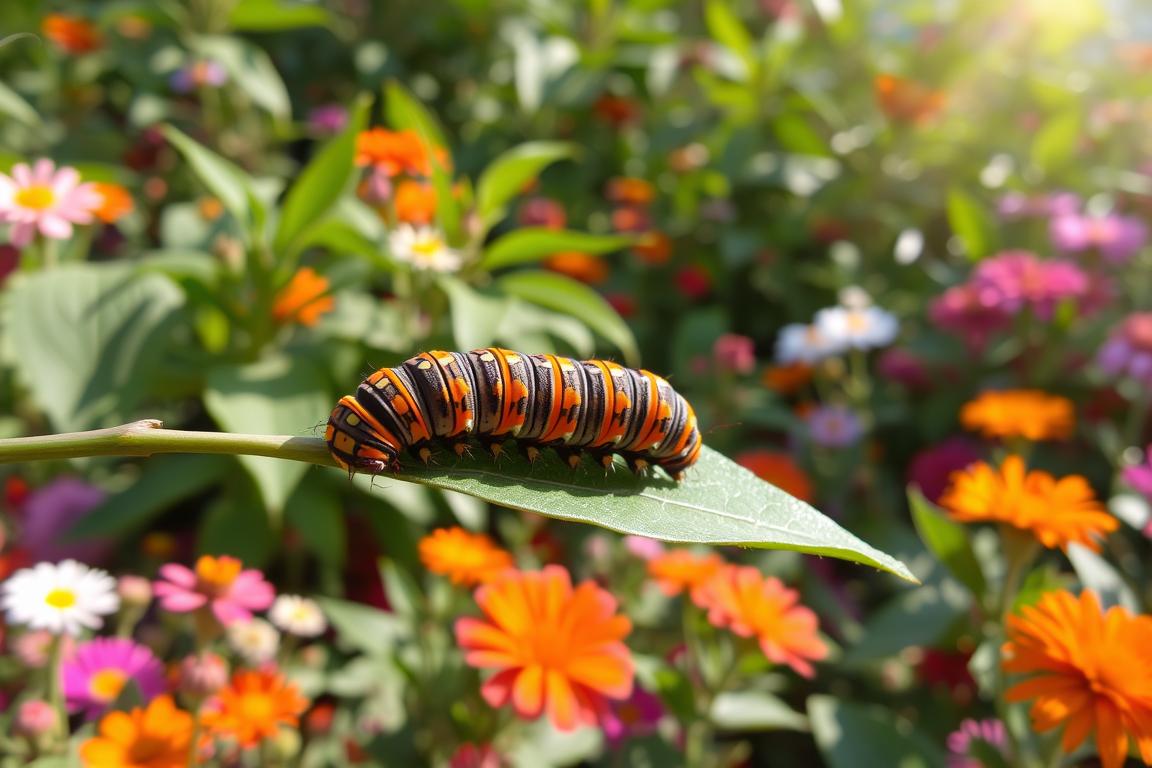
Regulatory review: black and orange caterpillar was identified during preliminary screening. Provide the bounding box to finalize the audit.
[325,348,702,480]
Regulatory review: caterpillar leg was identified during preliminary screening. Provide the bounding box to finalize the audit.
[553,446,585,470]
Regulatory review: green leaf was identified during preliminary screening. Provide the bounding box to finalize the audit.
[318,597,409,654]
[481,228,634,270]
[0,81,41,128]
[841,577,970,663]
[378,559,421,617]
[908,486,986,598]
[705,0,755,77]
[275,96,370,257]
[808,696,945,768]
[1031,110,1081,175]
[228,0,333,30]
[439,277,509,351]
[191,35,291,120]
[946,186,995,260]
[494,270,640,365]
[0,264,184,432]
[284,475,347,570]
[162,125,256,230]
[1067,542,1139,612]
[373,446,915,582]
[199,485,275,568]
[475,142,576,229]
[711,691,809,732]
[204,356,330,517]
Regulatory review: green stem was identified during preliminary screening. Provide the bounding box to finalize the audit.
[47,635,67,749]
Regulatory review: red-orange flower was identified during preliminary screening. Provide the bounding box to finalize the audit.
[201,669,308,748]
[419,527,514,586]
[80,695,192,768]
[646,550,723,601]
[272,267,334,327]
[42,14,102,54]
[455,566,633,731]
[762,362,813,395]
[960,389,1075,442]
[736,449,813,503]
[1004,590,1152,768]
[873,74,946,124]
[606,177,655,207]
[544,252,608,284]
[940,456,1117,552]
[89,182,134,224]
[355,128,447,177]
[695,565,827,678]
[631,231,671,265]
[394,179,437,224]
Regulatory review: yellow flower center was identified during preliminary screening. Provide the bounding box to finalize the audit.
[89,668,127,701]
[44,588,76,609]
[412,237,444,258]
[194,555,241,595]
[15,185,56,211]
[846,311,869,332]
[240,692,276,722]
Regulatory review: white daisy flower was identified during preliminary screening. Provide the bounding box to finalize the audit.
[225,617,280,665]
[813,305,899,351]
[268,595,327,638]
[775,322,844,364]
[1,560,119,636]
[388,224,463,272]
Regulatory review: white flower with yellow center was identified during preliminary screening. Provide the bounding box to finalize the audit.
[0,159,102,247]
[226,617,280,665]
[814,305,899,351]
[388,224,463,272]
[1,560,119,636]
[268,594,327,638]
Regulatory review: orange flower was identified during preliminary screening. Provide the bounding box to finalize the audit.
[419,527,514,586]
[961,389,1075,441]
[940,456,1117,552]
[1003,590,1152,768]
[696,565,827,678]
[873,74,946,124]
[355,128,447,177]
[593,94,639,127]
[272,267,334,327]
[89,182,134,223]
[80,695,193,768]
[631,231,671,265]
[762,363,813,395]
[201,669,309,748]
[606,177,655,207]
[42,14,102,54]
[647,549,723,601]
[737,449,813,503]
[455,566,634,731]
[544,252,608,284]
[394,179,437,224]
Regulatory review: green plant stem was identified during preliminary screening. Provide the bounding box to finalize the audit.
[47,635,67,749]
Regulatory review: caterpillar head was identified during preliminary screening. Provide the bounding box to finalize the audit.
[325,397,402,475]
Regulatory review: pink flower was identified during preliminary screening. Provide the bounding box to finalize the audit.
[601,686,664,745]
[1050,211,1148,264]
[153,555,274,626]
[14,699,57,737]
[713,333,757,374]
[1097,312,1152,388]
[62,637,166,719]
[0,159,101,247]
[929,282,1012,349]
[448,743,504,768]
[623,535,665,561]
[970,249,1091,320]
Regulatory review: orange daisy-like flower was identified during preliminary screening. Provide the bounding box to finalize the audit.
[201,669,309,748]
[606,177,655,207]
[646,549,724,601]
[873,73,946,125]
[455,565,634,731]
[419,527,514,586]
[736,449,814,503]
[79,694,193,768]
[631,231,671,266]
[89,182,134,224]
[544,252,608,285]
[960,389,1075,442]
[1004,590,1152,768]
[394,179,437,224]
[272,267,334,327]
[940,456,1117,552]
[355,128,447,177]
[696,565,827,678]
[42,14,103,54]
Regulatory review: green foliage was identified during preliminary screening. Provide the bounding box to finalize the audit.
[908,486,987,598]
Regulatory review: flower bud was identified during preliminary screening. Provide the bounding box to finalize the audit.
[177,652,228,698]
[117,575,153,606]
[15,700,57,738]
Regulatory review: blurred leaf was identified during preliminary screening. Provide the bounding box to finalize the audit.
[285,475,347,571]
[481,228,633,270]
[0,81,41,128]
[71,455,231,538]
[946,186,994,260]
[506,719,603,768]
[162,125,256,231]
[275,96,370,258]
[1067,542,1139,612]
[711,691,809,732]
[841,577,969,662]
[381,446,915,581]
[496,300,596,358]
[773,114,829,156]
[204,356,330,518]
[192,35,291,121]
[0,264,184,432]
[440,277,509,351]
[229,0,333,30]
[318,292,411,351]
[908,486,986,599]
[494,270,639,365]
[199,485,275,567]
[318,597,409,654]
[705,0,755,77]
[297,218,381,261]
[1031,111,1081,176]
[476,141,576,229]
[379,559,421,617]
[808,696,945,768]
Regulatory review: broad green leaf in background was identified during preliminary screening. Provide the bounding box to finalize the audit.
[285,475,348,572]
[319,597,410,654]
[440,277,510,351]
[908,486,986,598]
[0,80,41,128]
[381,446,915,581]
[705,0,756,78]
[711,691,809,732]
[1031,110,1082,176]
[162,125,257,232]
[204,356,331,518]
[495,299,596,358]
[946,186,995,260]
[228,0,333,30]
[841,576,969,663]
[1067,542,1139,612]
[808,696,945,768]
[475,141,576,229]
[199,485,275,567]
[274,95,370,258]
[191,35,291,121]
[495,270,640,365]
[0,264,184,432]
[480,228,634,270]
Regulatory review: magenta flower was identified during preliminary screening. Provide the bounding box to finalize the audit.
[907,438,983,503]
[998,191,1079,220]
[1050,211,1148,264]
[20,476,110,565]
[153,554,274,626]
[601,686,664,745]
[1097,312,1152,387]
[1122,446,1152,501]
[946,718,1008,768]
[970,249,1092,320]
[929,283,1012,349]
[62,638,166,719]
[713,333,756,374]
[307,104,349,136]
[806,405,863,448]
[0,159,101,247]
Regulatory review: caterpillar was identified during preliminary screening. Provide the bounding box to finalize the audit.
[325,348,702,480]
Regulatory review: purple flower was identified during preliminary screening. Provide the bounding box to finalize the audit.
[1096,312,1152,387]
[308,104,349,136]
[997,191,1079,220]
[62,638,166,719]
[806,405,863,448]
[169,60,227,94]
[600,686,664,745]
[970,249,1091,320]
[20,477,109,565]
[907,438,983,503]
[713,333,756,374]
[946,718,1008,768]
[877,347,931,390]
[1050,211,1148,264]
